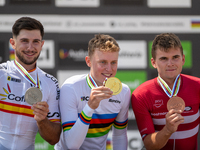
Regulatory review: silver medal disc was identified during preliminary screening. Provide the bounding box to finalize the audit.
[25,87,42,105]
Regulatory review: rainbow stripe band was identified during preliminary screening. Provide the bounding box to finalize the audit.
[14,60,41,89]
[80,111,92,125]
[157,74,181,98]
[62,121,75,132]
[86,113,118,138]
[86,74,98,89]
[62,112,127,138]
[113,119,128,129]
[86,124,112,138]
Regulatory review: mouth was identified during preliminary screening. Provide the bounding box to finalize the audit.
[24,51,36,57]
[102,73,112,78]
[166,69,176,71]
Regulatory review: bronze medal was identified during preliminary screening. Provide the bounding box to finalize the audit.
[167,96,185,111]
[104,77,122,95]
[25,87,43,105]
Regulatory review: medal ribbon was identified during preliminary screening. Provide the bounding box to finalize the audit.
[14,60,41,89]
[86,74,98,89]
[157,74,181,98]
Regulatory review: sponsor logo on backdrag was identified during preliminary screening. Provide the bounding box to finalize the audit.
[59,48,87,60]
[119,52,142,57]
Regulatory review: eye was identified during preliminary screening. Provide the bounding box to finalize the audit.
[111,61,117,65]
[33,40,41,44]
[160,57,167,60]
[21,39,28,43]
[173,55,179,59]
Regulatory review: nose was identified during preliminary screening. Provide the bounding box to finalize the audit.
[105,64,112,71]
[167,59,174,66]
[27,42,34,50]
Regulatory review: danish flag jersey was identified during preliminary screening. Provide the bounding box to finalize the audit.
[0,61,60,150]
[55,74,131,150]
[132,74,200,150]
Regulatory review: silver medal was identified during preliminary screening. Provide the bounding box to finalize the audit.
[25,87,42,105]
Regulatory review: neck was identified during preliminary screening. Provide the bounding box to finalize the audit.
[15,60,36,71]
[158,74,180,90]
[165,80,174,90]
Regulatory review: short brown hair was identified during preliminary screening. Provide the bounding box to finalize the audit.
[151,33,183,59]
[12,17,44,38]
[88,34,120,57]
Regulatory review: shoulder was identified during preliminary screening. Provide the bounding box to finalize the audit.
[61,74,87,88]
[121,83,131,94]
[134,78,155,91]
[0,61,12,70]
[181,74,200,82]
[132,78,156,98]
[37,68,59,85]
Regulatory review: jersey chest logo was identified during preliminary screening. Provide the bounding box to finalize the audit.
[153,99,164,108]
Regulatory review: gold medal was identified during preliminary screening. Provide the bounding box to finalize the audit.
[104,77,122,95]
[167,96,185,112]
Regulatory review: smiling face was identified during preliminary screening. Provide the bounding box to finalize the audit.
[10,29,44,70]
[85,49,119,86]
[151,48,185,87]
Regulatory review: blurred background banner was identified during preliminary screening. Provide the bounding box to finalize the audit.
[0,0,200,149]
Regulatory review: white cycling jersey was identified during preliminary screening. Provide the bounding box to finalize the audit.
[0,61,60,150]
[55,74,131,150]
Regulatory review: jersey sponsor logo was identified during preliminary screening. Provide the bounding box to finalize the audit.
[151,112,167,116]
[0,64,7,69]
[108,99,121,103]
[0,83,25,102]
[47,112,60,118]
[153,99,163,108]
[184,106,192,111]
[45,74,60,100]
[7,76,21,83]
[81,96,89,101]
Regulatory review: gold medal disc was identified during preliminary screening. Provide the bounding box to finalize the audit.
[104,77,122,95]
[167,96,185,112]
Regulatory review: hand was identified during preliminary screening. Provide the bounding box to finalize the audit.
[31,101,49,123]
[165,109,184,134]
[88,86,113,109]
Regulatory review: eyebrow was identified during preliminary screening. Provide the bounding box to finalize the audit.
[20,38,42,41]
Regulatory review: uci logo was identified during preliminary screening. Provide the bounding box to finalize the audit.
[81,96,89,101]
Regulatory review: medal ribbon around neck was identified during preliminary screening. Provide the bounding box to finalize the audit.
[157,74,181,98]
[86,74,98,89]
[14,60,41,89]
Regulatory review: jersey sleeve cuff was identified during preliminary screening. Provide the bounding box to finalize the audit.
[82,103,94,117]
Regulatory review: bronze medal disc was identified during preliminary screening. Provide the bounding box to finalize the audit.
[167,96,185,111]
[25,87,43,105]
[104,77,122,95]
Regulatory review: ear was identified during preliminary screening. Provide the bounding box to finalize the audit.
[41,40,45,48]
[9,38,16,50]
[85,56,91,67]
[182,54,185,66]
[151,57,157,69]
